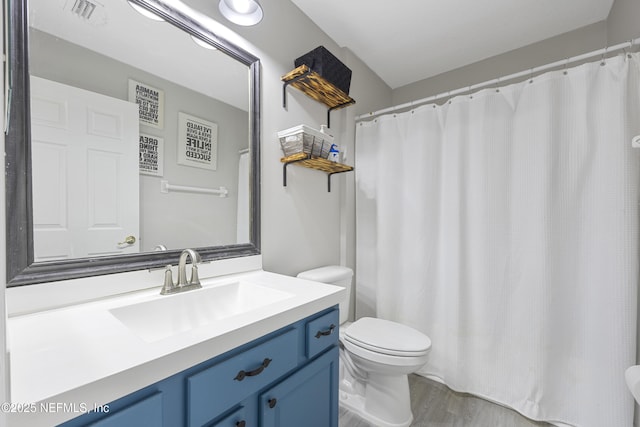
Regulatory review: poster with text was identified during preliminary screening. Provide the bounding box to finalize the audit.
[177,112,218,171]
[139,133,164,176]
[128,79,164,129]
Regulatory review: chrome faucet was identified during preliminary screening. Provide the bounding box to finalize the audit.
[160,249,203,295]
[178,248,201,287]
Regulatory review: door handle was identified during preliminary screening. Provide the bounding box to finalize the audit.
[118,235,136,245]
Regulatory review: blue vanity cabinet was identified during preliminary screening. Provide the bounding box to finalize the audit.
[260,347,339,427]
[57,307,339,427]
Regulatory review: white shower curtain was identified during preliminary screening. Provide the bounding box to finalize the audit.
[355,53,640,427]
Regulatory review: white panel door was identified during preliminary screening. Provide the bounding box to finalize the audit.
[30,76,140,261]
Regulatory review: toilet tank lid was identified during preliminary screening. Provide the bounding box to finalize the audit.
[296,265,353,282]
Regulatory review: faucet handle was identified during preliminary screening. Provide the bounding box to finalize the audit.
[190,264,201,286]
[160,265,176,295]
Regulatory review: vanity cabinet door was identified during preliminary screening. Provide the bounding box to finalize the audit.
[57,392,163,427]
[210,406,250,427]
[259,346,338,427]
[86,392,162,427]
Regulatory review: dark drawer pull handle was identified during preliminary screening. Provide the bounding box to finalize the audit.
[236,421,246,427]
[268,398,277,409]
[315,324,336,339]
[234,358,272,381]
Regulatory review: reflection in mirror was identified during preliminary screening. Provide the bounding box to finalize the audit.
[5,0,261,285]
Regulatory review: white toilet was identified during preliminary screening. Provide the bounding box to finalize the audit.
[297,266,431,427]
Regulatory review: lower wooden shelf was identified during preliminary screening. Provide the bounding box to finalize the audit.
[281,153,354,192]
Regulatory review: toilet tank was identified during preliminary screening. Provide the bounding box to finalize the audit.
[297,266,353,324]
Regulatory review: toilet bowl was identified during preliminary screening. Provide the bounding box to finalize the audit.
[297,266,432,427]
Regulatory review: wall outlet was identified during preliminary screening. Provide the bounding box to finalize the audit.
[633,135,640,148]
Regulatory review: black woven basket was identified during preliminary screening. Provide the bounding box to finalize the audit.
[295,46,352,95]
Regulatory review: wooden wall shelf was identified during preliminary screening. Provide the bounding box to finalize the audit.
[282,65,356,128]
[281,152,354,192]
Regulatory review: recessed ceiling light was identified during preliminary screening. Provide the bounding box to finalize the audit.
[218,0,263,26]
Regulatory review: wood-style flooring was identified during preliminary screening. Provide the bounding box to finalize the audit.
[338,375,552,427]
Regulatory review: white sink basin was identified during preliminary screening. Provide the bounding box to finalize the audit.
[109,281,294,342]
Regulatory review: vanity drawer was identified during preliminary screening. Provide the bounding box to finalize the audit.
[187,328,298,427]
[306,308,339,358]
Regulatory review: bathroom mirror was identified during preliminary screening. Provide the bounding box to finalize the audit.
[5,0,261,286]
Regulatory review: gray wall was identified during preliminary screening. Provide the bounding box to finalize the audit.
[183,0,392,278]
[608,0,640,44]
[29,29,249,251]
[392,22,608,106]
[392,0,640,105]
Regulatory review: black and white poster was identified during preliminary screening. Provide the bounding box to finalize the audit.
[139,133,164,176]
[128,79,164,129]
[177,112,218,171]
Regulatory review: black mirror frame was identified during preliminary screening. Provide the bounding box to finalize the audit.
[5,0,261,286]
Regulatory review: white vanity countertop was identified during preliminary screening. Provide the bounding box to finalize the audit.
[6,270,344,427]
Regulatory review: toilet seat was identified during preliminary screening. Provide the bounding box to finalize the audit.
[344,317,431,357]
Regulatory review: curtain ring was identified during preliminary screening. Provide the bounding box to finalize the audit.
[468,86,473,99]
[529,68,534,84]
[563,58,569,75]
[600,47,607,66]
[495,78,500,93]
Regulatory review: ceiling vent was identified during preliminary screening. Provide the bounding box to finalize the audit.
[64,0,107,25]
[71,0,96,19]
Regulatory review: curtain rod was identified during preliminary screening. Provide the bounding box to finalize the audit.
[356,37,640,121]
